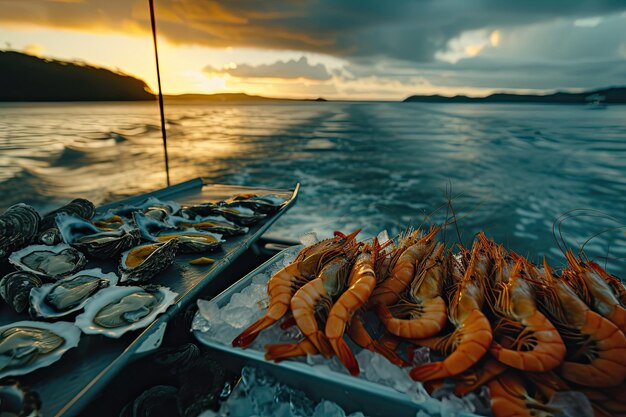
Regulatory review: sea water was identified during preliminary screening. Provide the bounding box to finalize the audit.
[1,101,625,275]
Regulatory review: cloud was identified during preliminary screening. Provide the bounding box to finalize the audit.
[23,43,44,56]
[2,0,626,63]
[205,56,331,80]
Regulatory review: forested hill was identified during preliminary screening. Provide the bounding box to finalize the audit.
[0,51,154,101]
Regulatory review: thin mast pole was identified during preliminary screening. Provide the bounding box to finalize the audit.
[148,0,171,186]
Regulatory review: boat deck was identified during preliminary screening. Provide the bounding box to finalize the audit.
[0,178,299,416]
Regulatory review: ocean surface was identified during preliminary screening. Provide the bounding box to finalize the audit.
[1,101,625,276]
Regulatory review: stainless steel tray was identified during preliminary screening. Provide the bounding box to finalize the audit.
[193,246,482,417]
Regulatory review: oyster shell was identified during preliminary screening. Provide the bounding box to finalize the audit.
[0,321,80,379]
[29,268,118,319]
[108,197,181,219]
[132,212,175,241]
[0,204,40,262]
[0,271,43,314]
[9,244,86,277]
[0,379,41,417]
[75,285,177,338]
[57,212,140,259]
[167,215,248,237]
[38,198,95,244]
[154,229,223,254]
[92,214,125,230]
[119,239,179,283]
[180,203,265,226]
[225,193,287,213]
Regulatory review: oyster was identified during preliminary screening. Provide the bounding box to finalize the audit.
[38,198,95,244]
[225,193,287,213]
[0,271,43,314]
[132,212,175,241]
[0,379,41,417]
[0,321,80,378]
[75,285,178,338]
[92,214,125,230]
[119,239,178,283]
[9,244,86,277]
[167,215,247,237]
[0,204,40,262]
[180,204,265,226]
[154,229,222,254]
[107,197,181,219]
[29,268,118,319]
[57,212,140,259]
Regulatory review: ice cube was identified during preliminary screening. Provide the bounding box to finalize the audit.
[313,400,346,417]
[347,413,366,417]
[191,313,211,333]
[197,410,218,417]
[197,299,221,323]
[410,347,430,366]
[376,230,390,245]
[549,391,593,417]
[252,272,270,286]
[299,232,319,246]
[439,395,467,417]
[224,396,254,417]
[273,402,293,417]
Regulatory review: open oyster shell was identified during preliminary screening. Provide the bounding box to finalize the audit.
[29,268,119,319]
[57,212,140,259]
[180,203,265,226]
[0,321,81,379]
[225,193,287,213]
[9,244,86,278]
[107,197,181,219]
[0,379,42,417]
[167,215,248,236]
[132,212,175,241]
[119,239,179,283]
[154,229,223,254]
[38,198,95,245]
[0,204,40,262]
[0,271,43,314]
[75,285,177,338]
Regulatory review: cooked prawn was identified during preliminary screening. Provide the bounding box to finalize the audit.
[232,230,360,348]
[409,241,492,382]
[369,226,439,307]
[376,243,447,339]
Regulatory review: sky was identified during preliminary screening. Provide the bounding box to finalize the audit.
[1,1,625,100]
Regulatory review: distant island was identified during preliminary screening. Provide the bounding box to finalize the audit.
[404,87,626,104]
[0,50,154,101]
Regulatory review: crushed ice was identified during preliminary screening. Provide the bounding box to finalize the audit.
[192,244,488,416]
[198,367,365,417]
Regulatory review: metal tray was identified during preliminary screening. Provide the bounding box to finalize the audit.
[0,178,299,416]
[194,247,482,417]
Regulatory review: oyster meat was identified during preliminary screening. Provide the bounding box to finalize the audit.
[119,239,178,283]
[92,214,125,230]
[153,229,223,254]
[0,271,43,314]
[107,197,181,219]
[29,268,118,319]
[0,321,81,378]
[225,193,287,213]
[0,204,40,262]
[57,212,140,259]
[75,285,178,338]
[9,244,86,277]
[167,215,247,237]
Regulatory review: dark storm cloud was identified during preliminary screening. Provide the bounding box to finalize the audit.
[205,56,331,80]
[2,0,626,62]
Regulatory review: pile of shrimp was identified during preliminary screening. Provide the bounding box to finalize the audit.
[232,227,626,417]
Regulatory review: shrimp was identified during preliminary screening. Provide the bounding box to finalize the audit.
[486,251,566,372]
[232,230,360,348]
[345,313,408,368]
[529,258,626,387]
[265,339,318,362]
[488,373,561,417]
[369,226,439,307]
[287,246,358,358]
[376,243,448,339]
[324,241,383,375]
[409,240,492,382]
[564,250,626,334]
[453,357,508,396]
